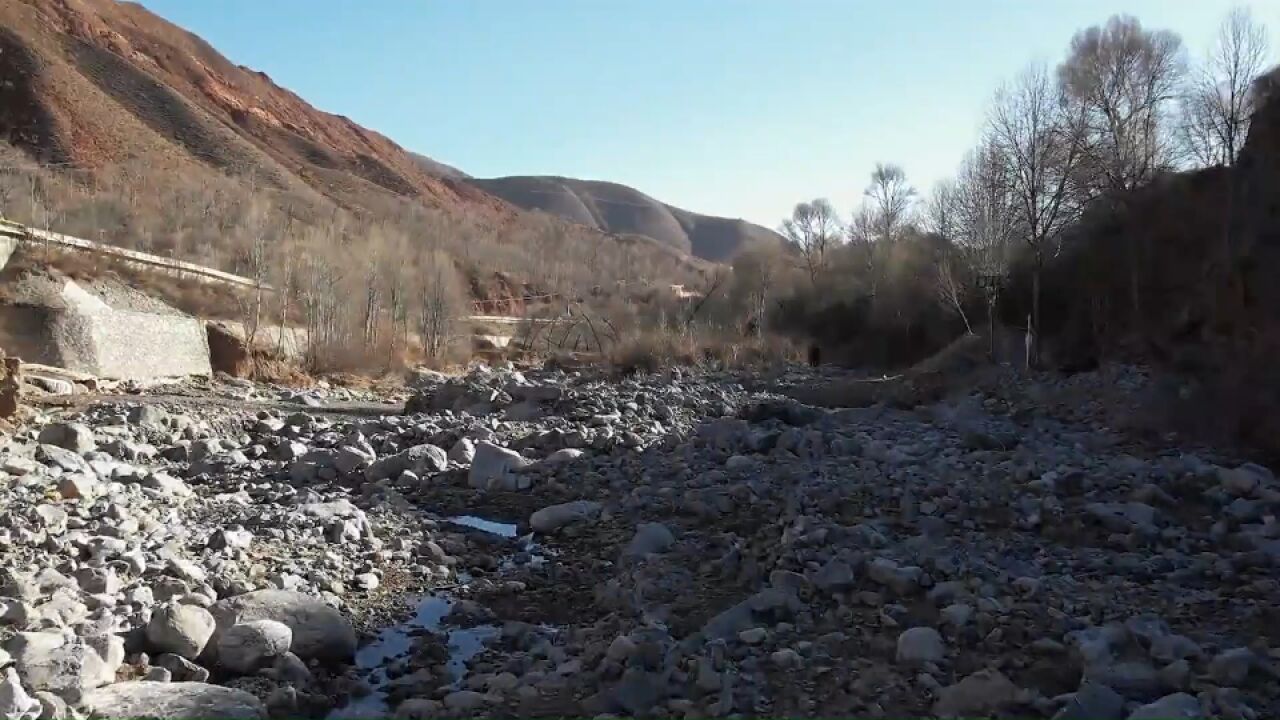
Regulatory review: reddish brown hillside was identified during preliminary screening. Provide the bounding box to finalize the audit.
[0,0,507,217]
[0,0,716,297]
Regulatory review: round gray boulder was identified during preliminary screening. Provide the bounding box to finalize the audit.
[216,620,292,674]
[210,590,355,661]
[146,604,216,660]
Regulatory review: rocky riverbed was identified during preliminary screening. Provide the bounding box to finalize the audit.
[1,362,1278,719]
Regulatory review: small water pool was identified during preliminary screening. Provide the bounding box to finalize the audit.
[328,594,499,718]
[448,515,519,537]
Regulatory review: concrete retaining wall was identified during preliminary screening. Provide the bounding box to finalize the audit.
[84,308,210,379]
[0,280,211,380]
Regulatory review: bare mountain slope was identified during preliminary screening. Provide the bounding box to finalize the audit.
[0,0,511,216]
[464,175,784,262]
[0,0,760,278]
[0,0,706,279]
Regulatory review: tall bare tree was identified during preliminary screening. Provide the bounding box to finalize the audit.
[922,180,959,240]
[864,163,916,243]
[952,142,1018,278]
[235,196,274,367]
[779,198,842,283]
[415,248,466,361]
[989,63,1087,364]
[1059,15,1186,196]
[1179,7,1269,168]
[1060,15,1185,324]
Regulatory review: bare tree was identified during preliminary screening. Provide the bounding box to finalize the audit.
[1060,15,1185,325]
[989,62,1087,364]
[952,142,1018,278]
[1179,7,1269,167]
[922,180,959,240]
[779,198,842,283]
[933,255,973,334]
[1059,15,1186,196]
[415,248,466,361]
[864,163,916,243]
[235,196,274,367]
[730,241,792,337]
[842,204,882,295]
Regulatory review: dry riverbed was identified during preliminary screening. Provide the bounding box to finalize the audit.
[1,362,1278,719]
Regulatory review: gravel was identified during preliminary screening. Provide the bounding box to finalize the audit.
[0,360,1276,718]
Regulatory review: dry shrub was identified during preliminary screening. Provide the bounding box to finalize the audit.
[609,328,798,374]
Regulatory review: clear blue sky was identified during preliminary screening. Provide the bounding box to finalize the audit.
[140,0,1277,228]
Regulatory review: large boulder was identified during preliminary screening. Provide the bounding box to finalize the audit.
[3,632,115,703]
[1126,693,1203,720]
[530,500,602,534]
[933,669,1020,718]
[366,444,448,481]
[468,442,532,491]
[37,423,97,454]
[896,627,946,666]
[80,682,266,719]
[623,523,676,557]
[216,620,292,674]
[0,667,41,720]
[210,590,355,661]
[146,604,216,660]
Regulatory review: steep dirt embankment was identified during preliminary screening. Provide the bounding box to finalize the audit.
[1024,68,1280,458]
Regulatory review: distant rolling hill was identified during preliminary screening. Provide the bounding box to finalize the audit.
[462,175,784,262]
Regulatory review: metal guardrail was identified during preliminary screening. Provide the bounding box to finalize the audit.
[0,216,265,290]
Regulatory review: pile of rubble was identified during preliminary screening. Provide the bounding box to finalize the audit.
[0,361,1276,719]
